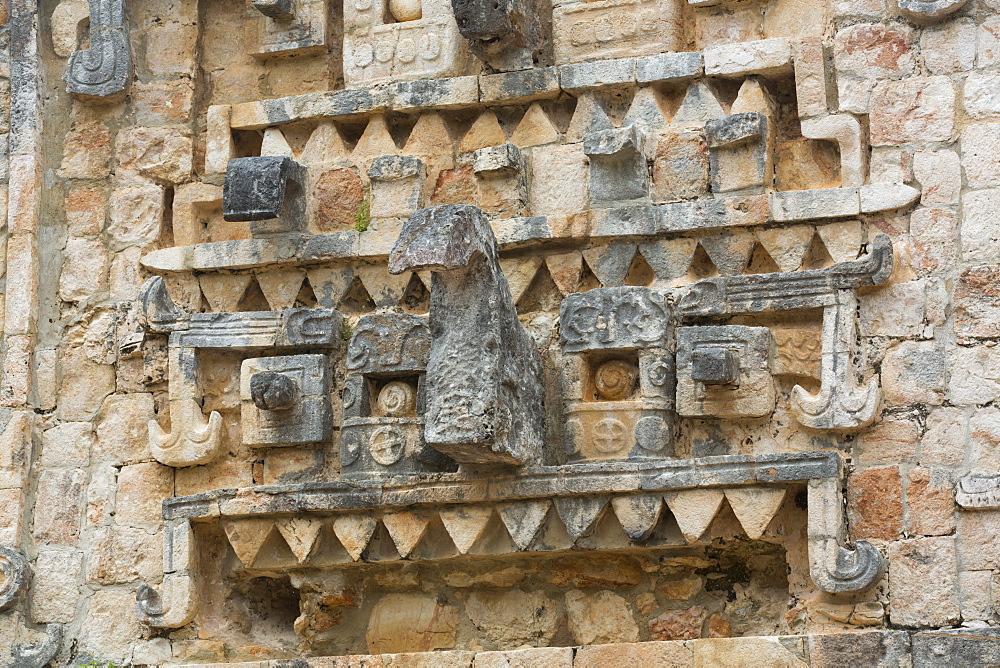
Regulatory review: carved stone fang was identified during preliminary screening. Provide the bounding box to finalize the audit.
[138,276,187,333]
[136,575,197,628]
[11,623,64,668]
[65,0,132,98]
[808,477,885,594]
[0,546,30,611]
[897,0,969,22]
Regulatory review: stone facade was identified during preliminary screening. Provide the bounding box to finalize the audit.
[0,0,997,665]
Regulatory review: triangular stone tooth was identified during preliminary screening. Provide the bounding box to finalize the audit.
[698,231,756,276]
[731,76,777,117]
[382,511,431,558]
[306,266,355,309]
[332,515,379,561]
[459,110,507,152]
[554,496,610,542]
[639,238,699,286]
[352,114,398,164]
[500,257,544,304]
[725,487,787,540]
[256,268,307,311]
[356,264,413,309]
[566,93,614,144]
[817,220,863,263]
[611,494,665,541]
[438,506,494,555]
[223,519,277,567]
[496,500,551,550]
[755,225,815,273]
[674,82,726,124]
[276,517,324,564]
[664,489,726,543]
[403,113,454,158]
[261,127,295,158]
[300,121,350,167]
[509,102,561,147]
[199,273,252,312]
[582,242,639,288]
[623,87,670,146]
[546,251,584,295]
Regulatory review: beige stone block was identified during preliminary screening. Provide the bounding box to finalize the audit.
[977,17,1000,69]
[40,422,92,469]
[205,105,235,180]
[460,111,506,153]
[565,590,639,645]
[466,590,562,647]
[528,144,588,216]
[959,570,995,622]
[50,0,89,57]
[473,647,572,668]
[80,589,143,664]
[888,536,959,627]
[0,412,31,488]
[509,103,560,148]
[870,77,954,146]
[65,184,107,237]
[106,184,165,251]
[961,510,1000,570]
[30,549,83,623]
[109,246,145,302]
[57,346,115,421]
[32,468,85,545]
[764,0,827,39]
[920,408,966,464]
[94,393,155,464]
[575,641,692,667]
[704,38,792,77]
[689,637,806,667]
[552,0,682,65]
[856,416,919,464]
[175,457,253,497]
[834,24,915,79]
[859,280,926,338]
[881,340,946,407]
[905,467,954,537]
[4,233,38,336]
[0,488,24,545]
[969,407,1000,471]
[964,73,1000,119]
[117,127,193,185]
[146,18,198,77]
[312,168,365,234]
[800,114,865,187]
[664,489,724,542]
[59,121,112,179]
[921,18,975,74]
[961,189,1000,263]
[961,124,1000,190]
[116,461,173,529]
[693,7,764,49]
[652,129,710,201]
[86,464,117,527]
[132,638,173,666]
[367,593,459,654]
[0,335,32,409]
[133,79,196,127]
[951,346,1000,406]
[87,525,163,585]
[59,236,109,302]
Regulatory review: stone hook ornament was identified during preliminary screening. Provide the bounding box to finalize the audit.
[11,624,64,668]
[0,546,30,611]
[65,0,132,98]
[679,234,893,432]
[388,204,547,466]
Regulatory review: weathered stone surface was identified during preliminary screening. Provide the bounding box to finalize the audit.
[888,536,959,627]
[565,590,638,645]
[389,205,546,466]
[466,590,562,646]
[574,641,692,667]
[87,525,163,585]
[881,341,946,406]
[32,469,86,545]
[366,594,459,654]
[473,647,572,668]
[869,77,954,145]
[224,156,308,237]
[904,468,954,536]
[115,461,173,529]
[647,607,706,641]
[106,185,165,250]
[847,467,903,541]
[65,0,132,98]
[912,628,1000,667]
[30,550,82,623]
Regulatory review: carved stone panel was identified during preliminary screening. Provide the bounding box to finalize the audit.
[341,313,455,476]
[344,0,470,86]
[560,287,674,462]
[241,354,333,447]
[65,0,132,98]
[676,325,776,419]
[248,0,329,57]
[552,0,683,65]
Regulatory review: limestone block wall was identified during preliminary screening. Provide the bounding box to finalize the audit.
[0,0,998,664]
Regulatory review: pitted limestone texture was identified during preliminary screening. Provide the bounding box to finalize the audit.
[65,0,132,98]
[223,156,308,237]
[389,204,546,466]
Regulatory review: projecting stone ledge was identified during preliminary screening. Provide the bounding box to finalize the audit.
[144,451,883,607]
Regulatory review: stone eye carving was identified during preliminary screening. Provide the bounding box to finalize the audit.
[593,359,639,401]
[377,380,418,417]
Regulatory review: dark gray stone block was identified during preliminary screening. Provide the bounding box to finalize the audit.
[912,628,1000,667]
[451,0,547,71]
[65,0,132,98]
[389,205,546,466]
[584,125,649,204]
[223,156,308,237]
[253,0,295,19]
[705,111,767,148]
[636,52,704,83]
